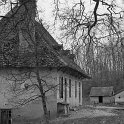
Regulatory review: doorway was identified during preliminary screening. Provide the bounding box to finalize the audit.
[99,96,103,103]
[1,109,12,124]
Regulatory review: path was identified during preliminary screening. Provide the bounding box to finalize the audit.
[51,105,117,123]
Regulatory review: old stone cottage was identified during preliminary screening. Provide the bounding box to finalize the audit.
[0,0,90,124]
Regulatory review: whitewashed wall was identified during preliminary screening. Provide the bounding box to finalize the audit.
[0,68,58,123]
[90,96,114,104]
[90,97,99,104]
[115,91,124,103]
[57,71,83,107]
[0,68,84,123]
[103,96,114,103]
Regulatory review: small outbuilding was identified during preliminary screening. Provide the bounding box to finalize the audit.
[89,87,114,104]
[115,90,124,104]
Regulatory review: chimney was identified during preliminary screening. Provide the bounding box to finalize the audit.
[18,0,36,15]
[18,0,37,22]
[18,0,37,51]
[18,0,36,5]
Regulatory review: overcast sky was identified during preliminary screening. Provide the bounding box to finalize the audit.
[37,0,124,24]
[36,0,124,47]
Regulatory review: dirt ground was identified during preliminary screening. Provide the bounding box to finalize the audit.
[50,105,124,124]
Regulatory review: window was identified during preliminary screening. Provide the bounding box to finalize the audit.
[69,79,71,98]
[79,82,81,103]
[1,109,12,124]
[75,81,77,98]
[59,77,63,98]
[64,78,67,102]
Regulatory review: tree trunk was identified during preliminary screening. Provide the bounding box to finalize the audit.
[41,93,49,124]
[36,68,49,124]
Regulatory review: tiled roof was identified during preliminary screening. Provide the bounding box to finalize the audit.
[90,87,114,97]
[0,3,90,79]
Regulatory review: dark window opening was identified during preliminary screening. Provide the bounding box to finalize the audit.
[59,77,63,98]
[75,81,77,98]
[65,78,67,102]
[69,79,71,98]
[79,82,81,103]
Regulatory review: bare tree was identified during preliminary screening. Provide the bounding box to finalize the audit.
[52,0,124,89]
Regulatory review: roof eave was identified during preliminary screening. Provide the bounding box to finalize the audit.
[57,66,90,79]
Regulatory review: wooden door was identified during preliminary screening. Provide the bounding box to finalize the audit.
[99,96,103,103]
[1,109,11,124]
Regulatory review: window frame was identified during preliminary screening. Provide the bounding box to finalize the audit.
[69,79,71,98]
[59,77,63,98]
[75,81,77,98]
[64,78,67,102]
[79,82,81,103]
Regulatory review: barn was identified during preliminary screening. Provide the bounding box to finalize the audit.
[115,90,124,104]
[89,87,115,104]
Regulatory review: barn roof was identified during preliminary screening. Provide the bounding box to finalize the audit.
[114,89,124,95]
[0,1,90,79]
[89,87,114,97]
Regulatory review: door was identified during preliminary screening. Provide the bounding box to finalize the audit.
[99,96,103,103]
[1,109,12,124]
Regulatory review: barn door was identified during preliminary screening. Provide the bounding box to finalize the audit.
[99,96,103,103]
[1,109,12,124]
